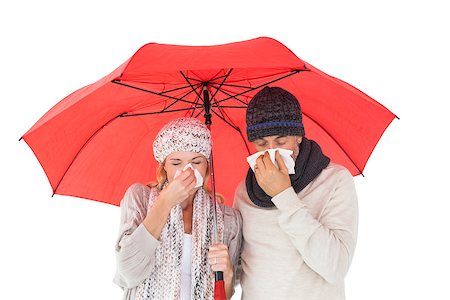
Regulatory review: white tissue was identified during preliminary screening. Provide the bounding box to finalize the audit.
[246,148,295,174]
[173,163,204,188]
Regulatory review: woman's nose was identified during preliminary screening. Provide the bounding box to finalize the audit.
[180,163,193,170]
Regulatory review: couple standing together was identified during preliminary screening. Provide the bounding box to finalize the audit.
[114,86,358,300]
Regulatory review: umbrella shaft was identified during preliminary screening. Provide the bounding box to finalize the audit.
[208,130,220,244]
[203,85,212,125]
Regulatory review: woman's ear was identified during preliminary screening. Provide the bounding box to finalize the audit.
[297,136,303,144]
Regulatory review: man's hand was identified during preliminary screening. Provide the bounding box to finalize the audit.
[254,150,291,197]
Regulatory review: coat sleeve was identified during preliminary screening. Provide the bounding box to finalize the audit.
[271,168,358,285]
[114,183,160,289]
[222,206,243,289]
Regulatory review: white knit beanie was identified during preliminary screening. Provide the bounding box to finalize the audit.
[153,117,212,163]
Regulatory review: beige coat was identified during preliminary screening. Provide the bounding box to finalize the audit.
[234,163,358,300]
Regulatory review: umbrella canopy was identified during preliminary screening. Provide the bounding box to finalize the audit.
[22,37,396,206]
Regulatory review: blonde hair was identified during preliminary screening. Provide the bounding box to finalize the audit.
[147,163,224,204]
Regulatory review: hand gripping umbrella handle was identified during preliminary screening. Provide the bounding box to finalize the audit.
[214,271,226,300]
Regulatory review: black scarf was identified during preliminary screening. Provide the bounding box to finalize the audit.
[245,138,330,208]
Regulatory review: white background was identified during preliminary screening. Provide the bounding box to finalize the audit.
[1,1,449,299]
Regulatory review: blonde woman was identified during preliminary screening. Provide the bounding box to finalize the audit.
[114,118,242,300]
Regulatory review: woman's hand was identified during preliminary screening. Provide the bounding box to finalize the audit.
[254,150,291,197]
[143,168,198,240]
[208,244,233,280]
[159,168,197,208]
[208,244,234,299]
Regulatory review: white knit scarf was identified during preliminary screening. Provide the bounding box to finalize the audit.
[135,186,224,300]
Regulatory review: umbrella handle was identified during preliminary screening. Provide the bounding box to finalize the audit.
[214,271,226,300]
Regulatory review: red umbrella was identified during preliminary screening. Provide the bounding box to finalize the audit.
[21,37,396,206]
[21,37,396,299]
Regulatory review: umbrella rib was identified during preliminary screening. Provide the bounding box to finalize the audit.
[211,96,241,129]
[212,82,254,89]
[121,107,197,117]
[209,69,233,102]
[209,70,306,90]
[190,93,202,118]
[209,69,234,122]
[141,88,197,116]
[194,108,205,119]
[160,87,200,112]
[214,70,304,105]
[209,72,231,83]
[183,73,229,84]
[159,83,200,95]
[208,108,251,155]
[210,108,240,131]
[208,70,304,106]
[209,84,249,106]
[118,80,202,96]
[211,105,247,108]
[111,80,199,105]
[302,112,364,176]
[210,92,227,121]
[179,71,204,101]
[237,124,251,155]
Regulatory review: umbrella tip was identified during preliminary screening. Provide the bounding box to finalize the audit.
[361,173,365,178]
[395,115,400,120]
[18,136,23,142]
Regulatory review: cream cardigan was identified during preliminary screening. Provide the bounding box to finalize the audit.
[114,183,243,300]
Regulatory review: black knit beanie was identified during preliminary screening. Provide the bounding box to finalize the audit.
[246,86,305,141]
